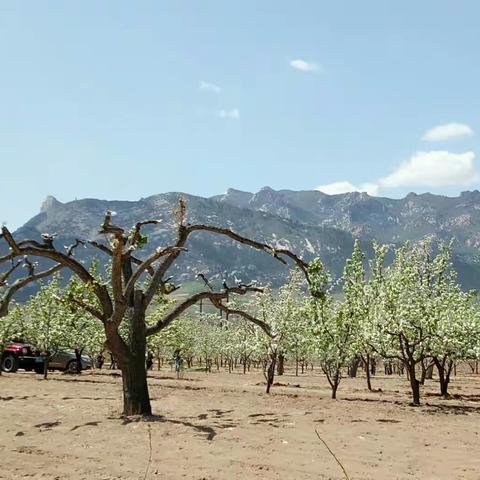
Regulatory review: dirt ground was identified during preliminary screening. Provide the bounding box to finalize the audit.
[1,367,479,480]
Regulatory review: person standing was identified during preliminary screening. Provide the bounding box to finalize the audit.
[173,349,183,379]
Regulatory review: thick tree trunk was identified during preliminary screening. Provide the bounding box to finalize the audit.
[331,383,339,399]
[366,363,372,391]
[408,365,421,405]
[434,357,453,397]
[43,354,49,380]
[277,353,285,376]
[438,368,448,397]
[363,354,373,391]
[120,358,151,416]
[420,360,427,385]
[265,351,277,394]
[348,357,360,378]
[420,360,434,384]
[205,356,211,373]
[110,293,152,417]
[325,371,340,399]
[74,348,83,374]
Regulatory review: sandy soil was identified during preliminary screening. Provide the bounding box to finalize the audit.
[1,367,479,480]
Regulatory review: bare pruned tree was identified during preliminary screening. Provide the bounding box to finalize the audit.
[0,235,87,318]
[0,199,310,415]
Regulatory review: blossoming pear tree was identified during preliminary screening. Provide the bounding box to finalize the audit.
[308,243,362,399]
[253,272,307,392]
[0,198,308,415]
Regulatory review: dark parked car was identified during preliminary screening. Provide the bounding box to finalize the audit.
[48,349,92,372]
[1,342,92,373]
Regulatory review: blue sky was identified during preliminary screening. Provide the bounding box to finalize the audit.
[1,1,479,228]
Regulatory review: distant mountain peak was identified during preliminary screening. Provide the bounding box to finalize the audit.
[6,187,480,299]
[40,195,63,213]
[225,188,252,195]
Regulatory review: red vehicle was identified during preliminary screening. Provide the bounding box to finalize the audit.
[1,342,44,374]
[1,342,92,373]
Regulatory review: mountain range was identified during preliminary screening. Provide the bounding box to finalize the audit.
[5,187,480,299]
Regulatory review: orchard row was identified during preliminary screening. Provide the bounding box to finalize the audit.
[2,239,479,405]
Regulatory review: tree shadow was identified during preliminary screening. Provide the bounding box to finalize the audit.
[53,377,118,385]
[121,414,218,441]
[424,403,480,415]
[149,384,206,398]
[62,396,116,401]
[251,417,283,426]
[1,395,34,401]
[342,397,406,406]
[426,392,480,402]
[206,409,234,418]
[451,393,480,402]
[70,421,101,431]
[247,412,287,427]
[148,375,200,382]
[342,396,480,414]
[34,421,61,429]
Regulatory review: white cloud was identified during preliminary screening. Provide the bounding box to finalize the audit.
[422,123,474,142]
[379,151,478,188]
[217,108,240,120]
[360,182,381,196]
[316,151,478,196]
[289,59,320,72]
[316,181,379,196]
[199,81,222,94]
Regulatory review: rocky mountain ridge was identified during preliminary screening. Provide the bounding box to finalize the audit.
[5,187,480,297]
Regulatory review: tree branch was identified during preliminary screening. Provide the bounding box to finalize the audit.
[53,294,105,322]
[0,263,63,317]
[99,210,124,236]
[110,238,125,306]
[144,225,190,306]
[0,226,113,317]
[87,240,155,276]
[124,246,187,299]
[213,300,272,336]
[144,223,310,308]
[146,285,269,336]
[0,260,22,287]
[128,219,162,248]
[186,224,289,265]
